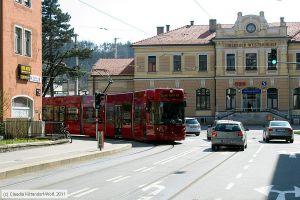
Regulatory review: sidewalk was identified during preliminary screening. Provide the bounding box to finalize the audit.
[0,138,132,180]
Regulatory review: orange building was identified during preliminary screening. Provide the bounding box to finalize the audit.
[0,0,42,120]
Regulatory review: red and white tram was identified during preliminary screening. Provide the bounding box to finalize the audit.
[42,88,186,142]
[104,88,186,141]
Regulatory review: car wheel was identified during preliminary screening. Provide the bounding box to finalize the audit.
[290,139,294,143]
[212,145,217,151]
[195,133,200,136]
[245,143,247,149]
[286,138,290,143]
[265,138,269,143]
[207,136,211,140]
[240,145,245,151]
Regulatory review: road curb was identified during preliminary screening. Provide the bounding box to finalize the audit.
[0,139,70,153]
[0,143,132,180]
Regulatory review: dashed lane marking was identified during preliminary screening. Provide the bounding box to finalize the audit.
[226,183,234,190]
[236,173,243,179]
[73,188,99,198]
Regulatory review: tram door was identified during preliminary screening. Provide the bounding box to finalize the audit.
[114,105,122,137]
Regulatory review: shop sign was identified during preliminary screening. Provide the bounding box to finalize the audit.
[30,75,41,83]
[234,81,246,87]
[18,64,31,81]
[242,88,261,94]
[224,42,276,48]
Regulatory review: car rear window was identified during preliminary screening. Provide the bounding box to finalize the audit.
[270,121,289,127]
[186,119,199,124]
[215,124,241,132]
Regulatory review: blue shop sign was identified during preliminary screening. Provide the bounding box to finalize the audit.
[242,88,261,94]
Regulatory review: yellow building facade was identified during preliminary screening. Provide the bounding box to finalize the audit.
[91,12,300,124]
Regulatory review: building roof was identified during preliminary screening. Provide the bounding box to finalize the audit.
[132,22,300,46]
[91,58,134,76]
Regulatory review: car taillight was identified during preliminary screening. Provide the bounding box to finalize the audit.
[238,131,243,136]
[268,128,273,132]
[212,131,217,137]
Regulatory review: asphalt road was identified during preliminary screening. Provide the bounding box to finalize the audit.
[1,129,300,200]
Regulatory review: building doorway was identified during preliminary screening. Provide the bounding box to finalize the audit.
[242,88,261,112]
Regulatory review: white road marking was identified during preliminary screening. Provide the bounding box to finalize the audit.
[137,196,152,200]
[253,154,257,158]
[255,185,300,200]
[255,145,264,154]
[113,176,130,183]
[141,167,155,172]
[278,150,300,158]
[142,181,165,195]
[68,188,90,197]
[106,175,123,182]
[74,188,99,198]
[135,167,148,172]
[249,159,254,163]
[243,165,249,170]
[154,149,197,165]
[236,173,243,179]
[226,183,234,190]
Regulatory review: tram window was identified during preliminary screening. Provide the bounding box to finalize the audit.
[84,107,95,123]
[42,105,54,121]
[59,106,65,122]
[107,105,114,123]
[53,106,60,122]
[67,107,78,121]
[122,104,131,125]
[134,105,142,124]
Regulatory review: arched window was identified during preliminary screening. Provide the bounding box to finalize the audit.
[267,88,278,109]
[196,88,210,110]
[293,88,300,109]
[12,96,33,118]
[226,88,236,110]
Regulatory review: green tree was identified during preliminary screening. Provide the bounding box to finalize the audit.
[0,90,10,121]
[42,0,92,97]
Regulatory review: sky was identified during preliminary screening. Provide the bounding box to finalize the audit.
[58,0,300,44]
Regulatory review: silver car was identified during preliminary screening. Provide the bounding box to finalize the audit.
[211,120,248,151]
[263,120,294,143]
[207,120,234,140]
[185,117,201,136]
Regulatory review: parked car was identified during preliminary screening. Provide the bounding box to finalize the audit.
[263,120,294,143]
[211,120,248,151]
[185,117,201,136]
[207,120,234,140]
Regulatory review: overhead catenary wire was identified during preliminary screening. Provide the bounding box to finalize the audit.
[77,0,150,36]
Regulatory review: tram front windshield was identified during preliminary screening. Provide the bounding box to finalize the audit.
[153,101,185,125]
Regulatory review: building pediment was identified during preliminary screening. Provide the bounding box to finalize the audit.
[215,11,288,39]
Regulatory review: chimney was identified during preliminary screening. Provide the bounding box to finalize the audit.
[190,21,194,26]
[259,11,264,17]
[157,26,164,35]
[209,19,217,32]
[166,25,170,32]
[280,17,286,26]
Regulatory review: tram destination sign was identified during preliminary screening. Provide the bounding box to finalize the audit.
[160,93,182,99]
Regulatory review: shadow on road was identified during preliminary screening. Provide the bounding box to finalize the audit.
[267,153,300,200]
